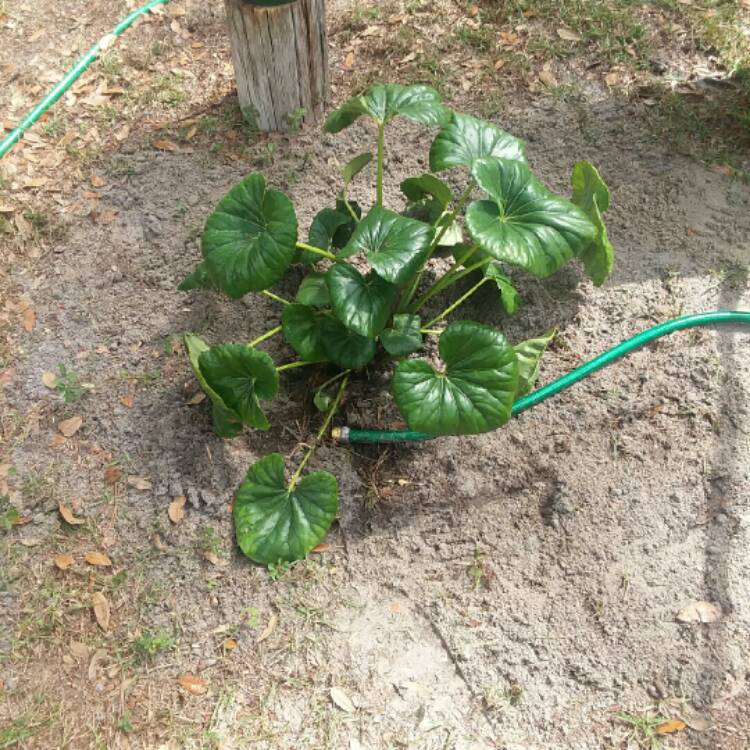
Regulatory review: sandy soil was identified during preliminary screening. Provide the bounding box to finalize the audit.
[1,2,749,749]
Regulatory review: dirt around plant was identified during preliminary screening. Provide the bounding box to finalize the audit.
[2,1,750,749]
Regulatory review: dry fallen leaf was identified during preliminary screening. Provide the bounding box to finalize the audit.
[330,687,356,713]
[223,638,237,651]
[104,466,122,485]
[344,51,355,69]
[311,543,331,553]
[186,391,206,405]
[42,370,58,388]
[676,601,722,623]
[127,475,152,491]
[90,174,106,188]
[153,139,179,152]
[203,551,229,567]
[58,415,83,437]
[22,307,36,332]
[178,674,208,695]
[70,641,90,660]
[54,553,75,570]
[59,503,85,525]
[168,495,186,524]
[91,592,110,630]
[257,613,278,643]
[85,551,112,567]
[557,27,582,42]
[655,719,686,735]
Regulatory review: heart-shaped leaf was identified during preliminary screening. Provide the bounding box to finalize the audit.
[400,174,453,208]
[466,157,596,278]
[234,453,338,564]
[514,329,556,396]
[319,317,377,369]
[297,207,351,264]
[325,83,450,133]
[295,271,330,307]
[342,152,373,188]
[392,321,518,435]
[484,263,521,315]
[381,314,423,357]
[339,206,434,285]
[178,262,219,292]
[201,174,298,297]
[326,263,398,338]
[281,304,327,362]
[198,343,279,430]
[430,113,526,172]
[571,161,614,286]
[184,333,243,438]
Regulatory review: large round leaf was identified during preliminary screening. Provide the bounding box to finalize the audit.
[570,160,614,286]
[400,174,453,208]
[319,317,377,369]
[201,174,298,298]
[295,271,330,307]
[326,263,398,338]
[339,206,434,285]
[179,262,219,292]
[281,304,327,362]
[234,453,338,564]
[198,343,279,430]
[325,83,450,133]
[466,157,596,278]
[392,321,518,436]
[184,333,243,438]
[429,113,526,172]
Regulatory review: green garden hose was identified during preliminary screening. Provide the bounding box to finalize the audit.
[0,0,170,159]
[333,310,750,444]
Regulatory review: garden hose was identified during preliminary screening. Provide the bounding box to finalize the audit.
[332,310,750,444]
[0,0,170,159]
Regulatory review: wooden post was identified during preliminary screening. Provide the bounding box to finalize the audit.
[224,0,328,132]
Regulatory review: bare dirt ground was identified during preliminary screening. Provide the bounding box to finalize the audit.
[1,1,750,748]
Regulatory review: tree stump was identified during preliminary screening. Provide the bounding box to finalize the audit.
[223,0,328,132]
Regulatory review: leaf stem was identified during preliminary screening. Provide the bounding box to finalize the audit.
[277,360,314,373]
[376,123,385,207]
[341,194,360,223]
[262,289,291,305]
[424,277,489,329]
[316,369,351,393]
[249,325,282,348]
[295,242,336,261]
[420,328,443,335]
[410,247,488,313]
[399,182,475,311]
[288,373,350,491]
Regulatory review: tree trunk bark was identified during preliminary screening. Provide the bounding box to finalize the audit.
[223,0,328,132]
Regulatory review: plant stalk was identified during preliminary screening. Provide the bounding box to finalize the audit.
[261,290,290,305]
[399,182,475,311]
[410,248,488,313]
[316,369,351,393]
[296,242,336,261]
[277,361,314,373]
[288,373,350,490]
[249,325,282,348]
[424,277,489,329]
[376,123,385,207]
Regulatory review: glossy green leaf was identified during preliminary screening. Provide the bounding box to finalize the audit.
[201,174,297,298]
[392,321,518,435]
[313,388,333,412]
[570,161,614,286]
[334,199,361,247]
[339,206,434,285]
[430,113,526,172]
[319,317,377,369]
[381,314,422,357]
[178,262,219,292]
[400,174,453,208]
[326,263,398,338]
[184,333,243,438]
[342,152,373,188]
[294,207,349,264]
[325,83,450,133]
[281,304,327,362]
[234,453,338,564]
[295,271,330,307]
[466,157,597,278]
[484,263,521,315]
[198,343,279,430]
[514,329,556,396]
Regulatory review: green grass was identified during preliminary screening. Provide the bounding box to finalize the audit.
[53,364,91,404]
[0,717,37,748]
[133,628,176,659]
[615,710,669,749]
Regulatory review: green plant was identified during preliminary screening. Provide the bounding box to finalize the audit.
[53,364,91,403]
[178,83,614,566]
[133,627,176,659]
